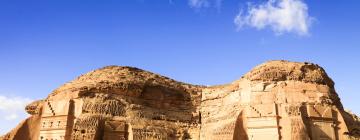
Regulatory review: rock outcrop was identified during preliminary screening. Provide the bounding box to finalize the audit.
[1,60,360,140]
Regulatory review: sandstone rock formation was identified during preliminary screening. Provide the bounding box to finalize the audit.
[1,60,360,140]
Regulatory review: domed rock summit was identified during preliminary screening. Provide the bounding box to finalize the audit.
[1,60,360,140]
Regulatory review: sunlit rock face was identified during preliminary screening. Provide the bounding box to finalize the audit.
[1,60,360,140]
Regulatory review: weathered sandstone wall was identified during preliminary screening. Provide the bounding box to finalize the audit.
[1,60,360,140]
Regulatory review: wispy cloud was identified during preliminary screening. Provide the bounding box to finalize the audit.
[0,95,32,121]
[188,0,223,9]
[189,0,210,8]
[234,0,313,36]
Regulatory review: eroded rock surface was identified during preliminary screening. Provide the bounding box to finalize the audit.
[1,60,360,140]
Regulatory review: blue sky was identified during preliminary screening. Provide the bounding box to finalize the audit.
[0,0,359,134]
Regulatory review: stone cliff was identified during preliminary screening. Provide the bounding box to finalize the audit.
[1,60,360,140]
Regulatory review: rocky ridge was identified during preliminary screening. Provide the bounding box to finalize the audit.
[1,60,360,140]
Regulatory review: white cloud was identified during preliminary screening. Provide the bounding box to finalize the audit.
[189,0,210,8]
[5,114,18,121]
[0,95,32,121]
[0,95,32,135]
[188,0,222,9]
[234,0,313,36]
